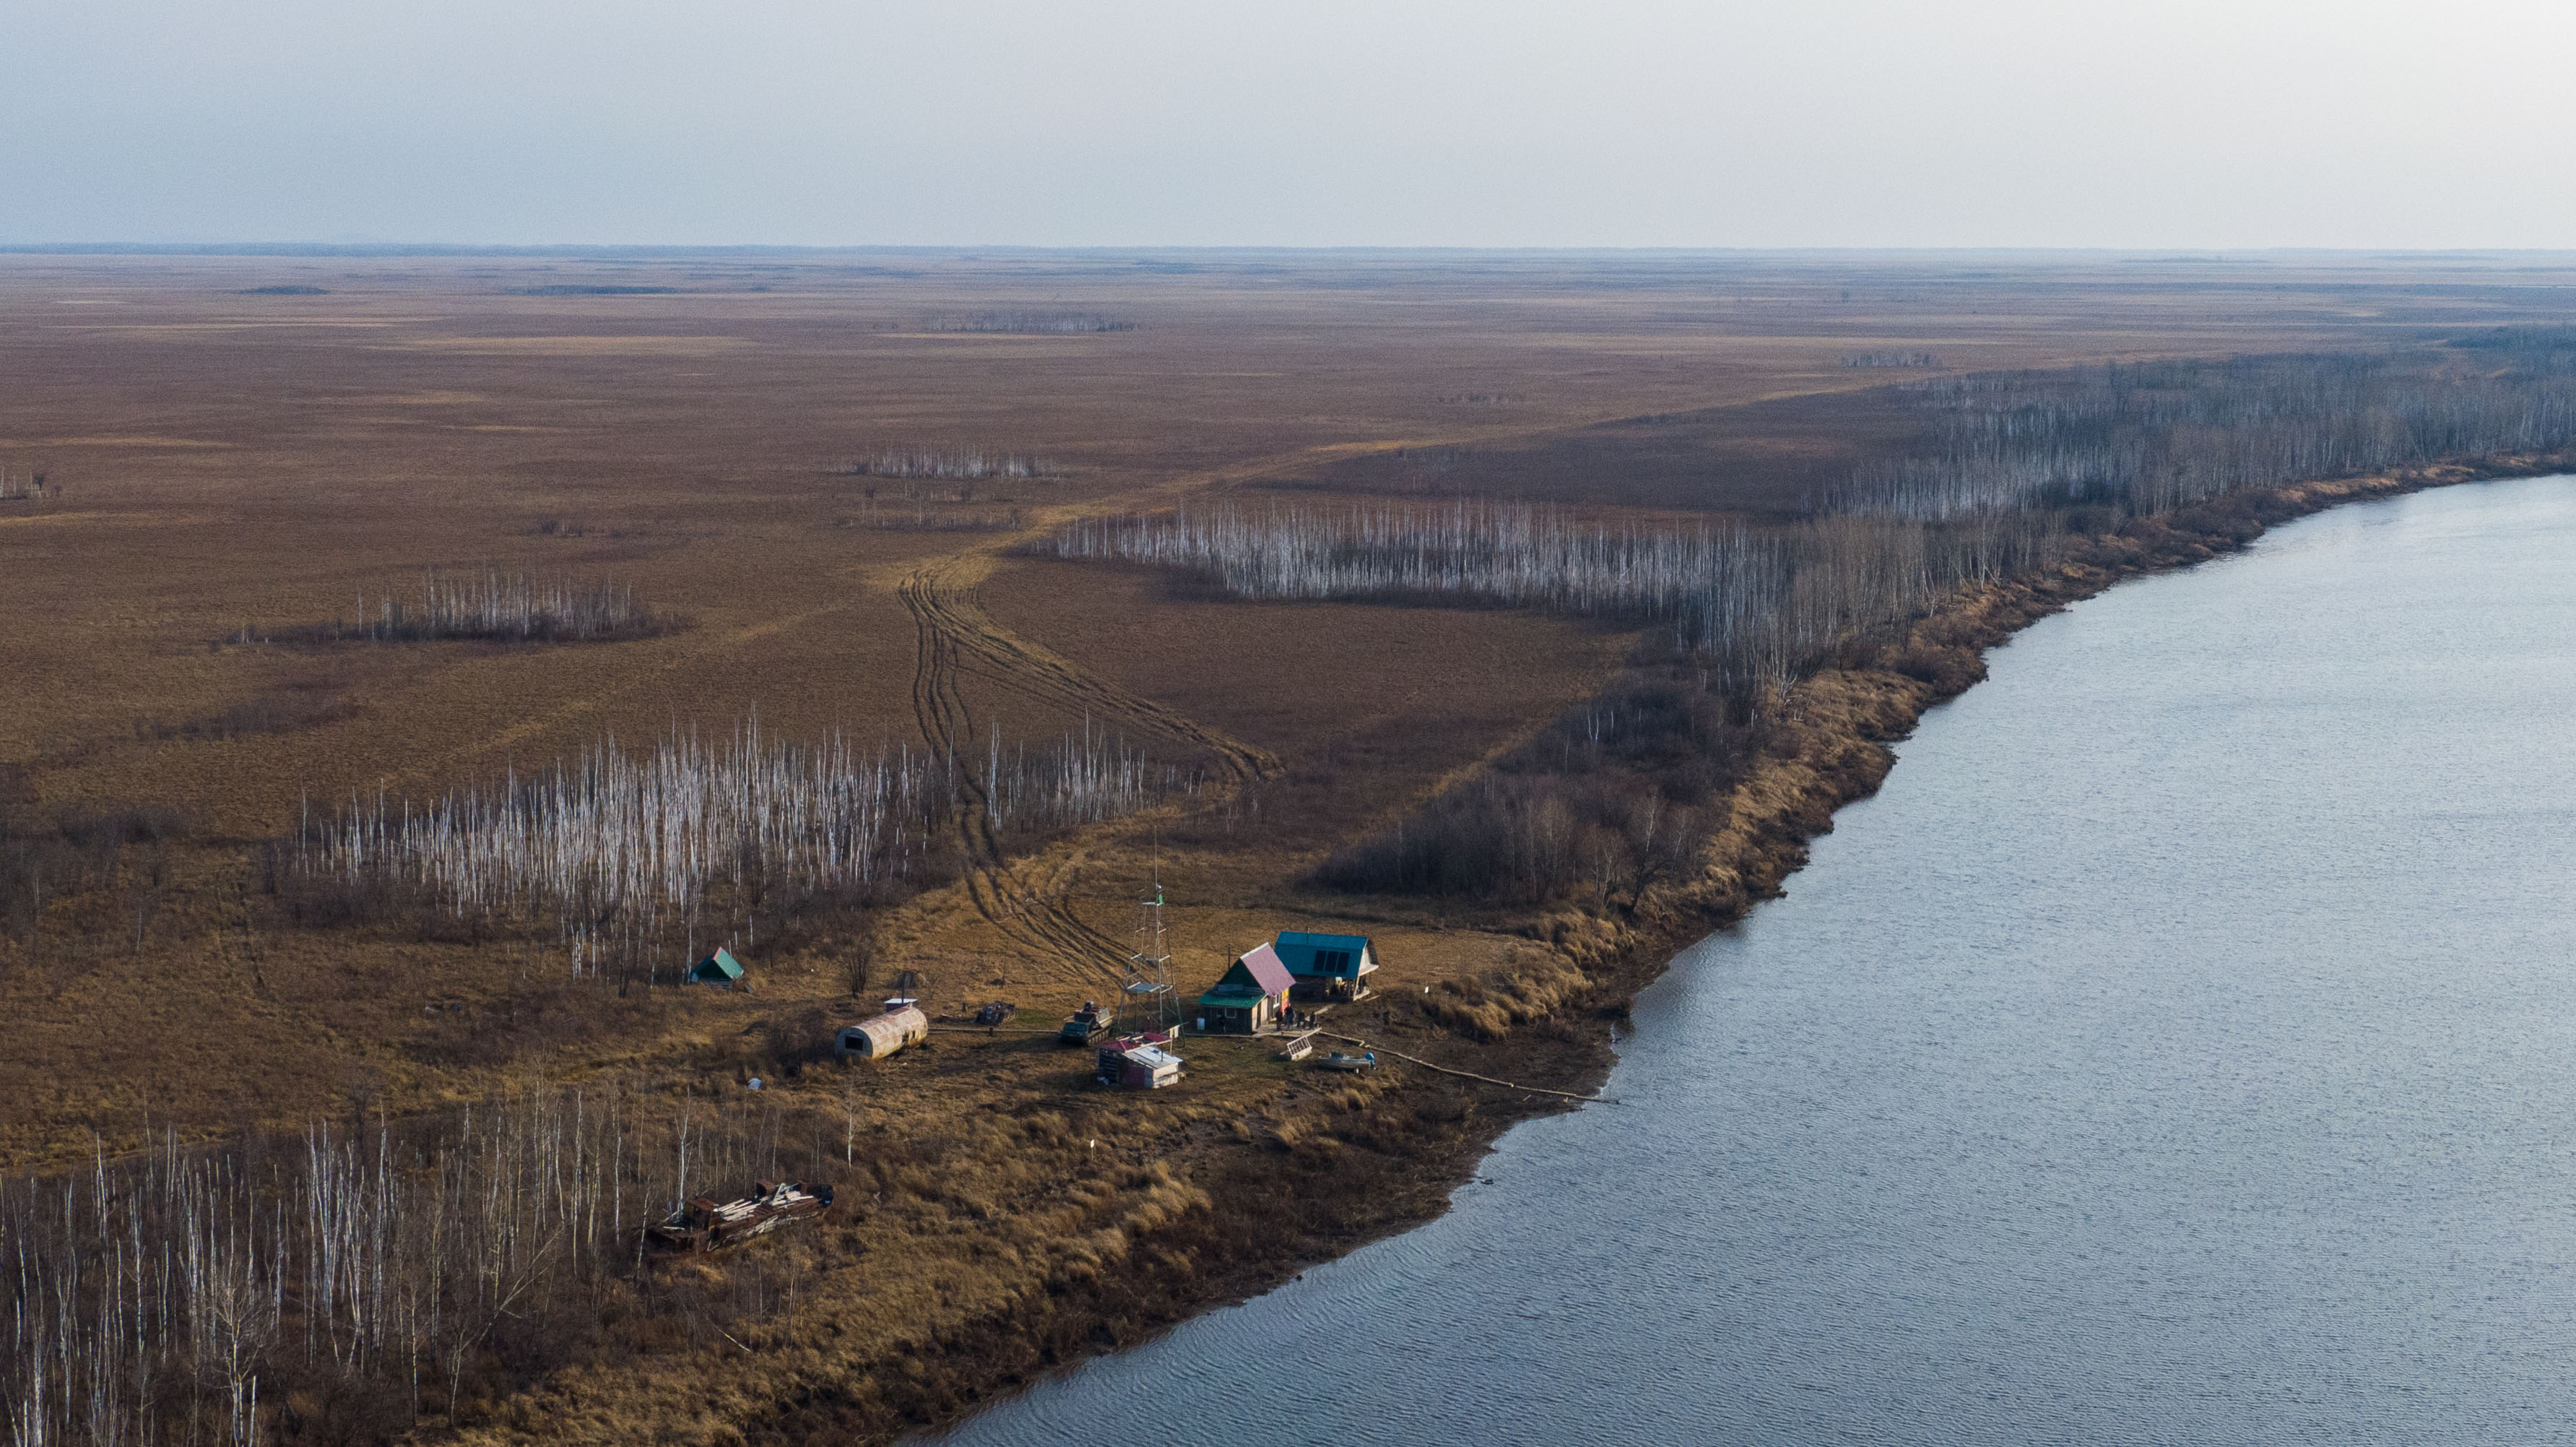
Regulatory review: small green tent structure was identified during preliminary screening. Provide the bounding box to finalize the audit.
[690,947,745,988]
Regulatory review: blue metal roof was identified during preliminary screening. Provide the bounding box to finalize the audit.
[1275,931,1373,978]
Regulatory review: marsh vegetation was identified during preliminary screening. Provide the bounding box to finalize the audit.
[0,774,195,954]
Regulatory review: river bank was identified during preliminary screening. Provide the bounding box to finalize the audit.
[933,464,2576,1445]
[457,450,2575,1446]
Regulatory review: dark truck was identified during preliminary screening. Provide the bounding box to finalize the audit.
[1059,999,1111,1045]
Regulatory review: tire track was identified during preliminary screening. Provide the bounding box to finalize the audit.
[896,540,1287,985]
[901,553,1280,785]
[900,558,1140,982]
[885,442,1409,988]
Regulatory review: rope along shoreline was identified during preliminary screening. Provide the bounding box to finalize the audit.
[1311,1031,1622,1106]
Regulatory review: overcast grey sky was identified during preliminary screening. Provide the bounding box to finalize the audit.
[7,0,2571,248]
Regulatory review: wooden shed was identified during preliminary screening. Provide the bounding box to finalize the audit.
[1195,942,1295,1034]
[1274,931,1378,1002]
[836,1005,929,1060]
[689,947,745,988]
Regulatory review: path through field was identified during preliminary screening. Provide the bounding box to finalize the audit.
[897,539,1279,987]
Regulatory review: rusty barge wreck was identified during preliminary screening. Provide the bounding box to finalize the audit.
[644,1179,836,1255]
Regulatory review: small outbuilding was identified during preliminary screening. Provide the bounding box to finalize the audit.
[836,1005,929,1060]
[690,947,746,988]
[1274,931,1378,1003]
[1196,942,1295,1034]
[1111,1044,1182,1089]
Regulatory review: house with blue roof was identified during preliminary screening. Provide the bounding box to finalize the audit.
[1273,931,1377,1003]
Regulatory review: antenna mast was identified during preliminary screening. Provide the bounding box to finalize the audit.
[1122,862,1178,1037]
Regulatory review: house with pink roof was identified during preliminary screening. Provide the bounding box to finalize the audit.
[1196,941,1295,1034]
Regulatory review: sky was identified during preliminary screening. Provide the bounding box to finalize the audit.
[7,0,2574,249]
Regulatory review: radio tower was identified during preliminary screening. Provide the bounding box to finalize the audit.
[1121,864,1179,1038]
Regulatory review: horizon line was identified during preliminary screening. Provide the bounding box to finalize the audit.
[8,242,2576,262]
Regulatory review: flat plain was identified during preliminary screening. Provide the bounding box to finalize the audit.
[6,249,2575,1442]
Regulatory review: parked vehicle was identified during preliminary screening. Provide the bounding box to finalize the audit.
[1059,1000,1111,1045]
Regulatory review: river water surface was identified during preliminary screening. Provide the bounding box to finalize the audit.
[935,475,2576,1445]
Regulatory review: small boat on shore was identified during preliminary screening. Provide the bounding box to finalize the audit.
[644,1179,833,1255]
[1317,1050,1377,1072]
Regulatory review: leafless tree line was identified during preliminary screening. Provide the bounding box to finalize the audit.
[1060,346,2576,684]
[845,449,1055,482]
[1826,348,2576,522]
[979,720,1171,838]
[1051,501,2048,686]
[292,718,1187,978]
[1072,342,2576,912]
[280,572,671,645]
[1,1085,838,1446]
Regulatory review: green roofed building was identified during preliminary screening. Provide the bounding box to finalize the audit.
[1195,942,1293,1035]
[690,947,745,988]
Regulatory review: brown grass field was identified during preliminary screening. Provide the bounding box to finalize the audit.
[5,249,2576,1443]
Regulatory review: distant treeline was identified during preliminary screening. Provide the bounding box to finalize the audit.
[1055,339,2576,910]
[845,448,1055,481]
[269,571,675,645]
[919,311,1134,334]
[505,284,678,296]
[1052,501,2046,690]
[1826,342,2576,522]
[1059,341,2576,685]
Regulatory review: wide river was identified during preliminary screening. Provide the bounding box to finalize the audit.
[936,475,2576,1446]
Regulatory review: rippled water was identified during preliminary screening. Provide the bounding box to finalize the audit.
[934,476,2576,1446]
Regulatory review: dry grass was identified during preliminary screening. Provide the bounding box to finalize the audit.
[6,250,2576,1443]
